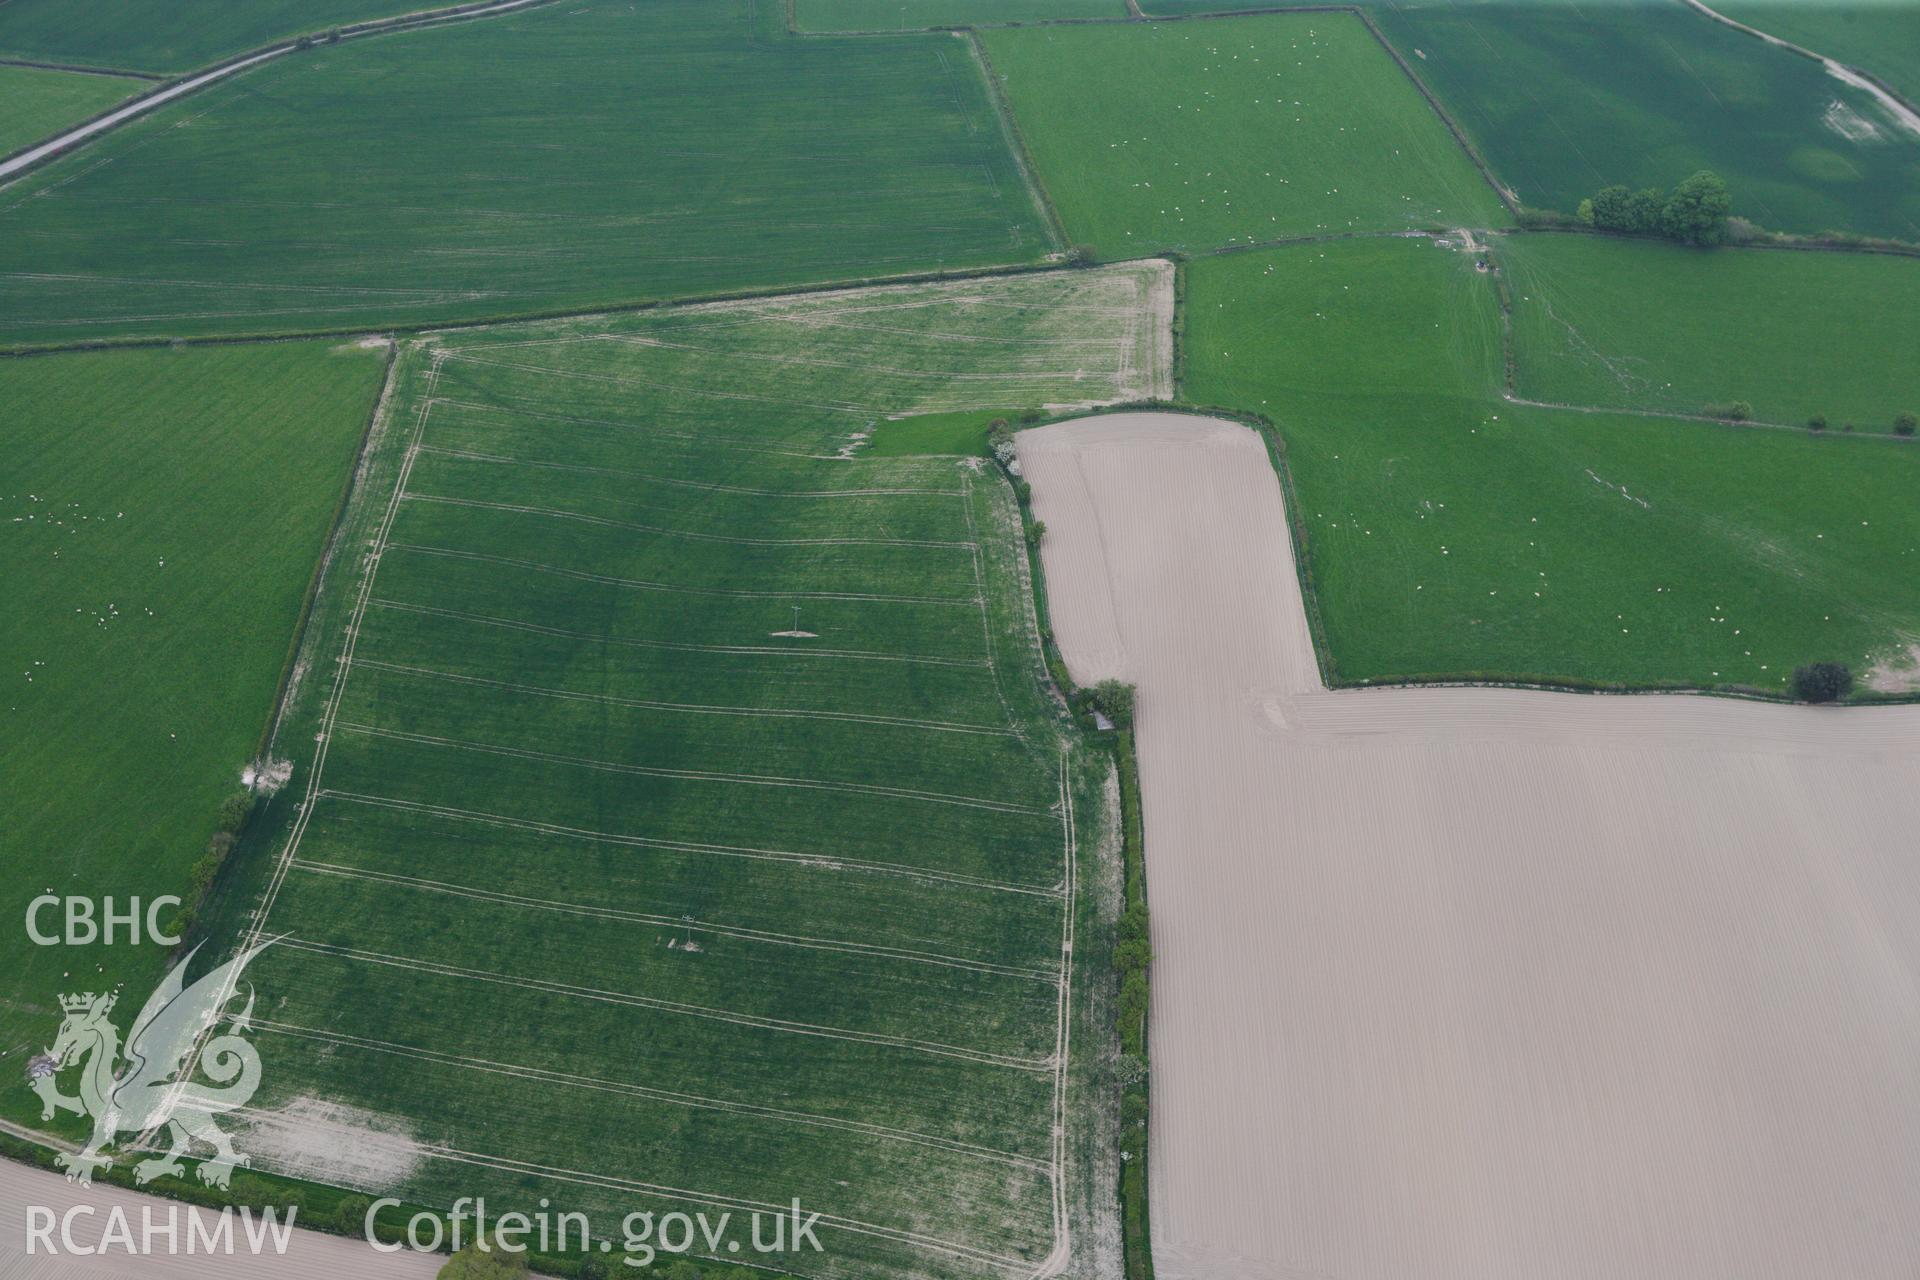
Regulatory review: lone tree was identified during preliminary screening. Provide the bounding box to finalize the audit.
[1896,412,1917,437]
[1790,662,1853,704]
[1661,170,1733,245]
[1086,678,1135,728]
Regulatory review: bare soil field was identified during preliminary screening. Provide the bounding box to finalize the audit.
[1019,411,1920,1280]
[0,1152,441,1277]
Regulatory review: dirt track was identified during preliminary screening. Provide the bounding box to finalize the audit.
[1019,411,1920,1280]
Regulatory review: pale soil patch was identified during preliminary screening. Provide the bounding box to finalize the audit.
[242,756,293,794]
[1019,411,1920,1280]
[1865,640,1920,692]
[1824,97,1884,143]
[236,1096,426,1192]
[1684,0,1920,137]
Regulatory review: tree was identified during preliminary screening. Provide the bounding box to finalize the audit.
[1576,197,1596,226]
[332,1194,372,1236]
[1807,414,1827,432]
[1588,185,1632,230]
[1086,678,1135,727]
[438,1244,530,1279]
[1118,970,1149,1031]
[1114,901,1152,972]
[1624,187,1666,234]
[1661,170,1732,246]
[1896,412,1917,437]
[1790,662,1853,704]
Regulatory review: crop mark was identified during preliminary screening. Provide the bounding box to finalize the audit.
[278,937,1054,1072]
[414,443,965,496]
[370,598,991,665]
[353,659,1014,736]
[335,722,1053,816]
[289,860,1057,981]
[254,1018,1048,1168]
[382,541,977,607]
[317,790,1065,897]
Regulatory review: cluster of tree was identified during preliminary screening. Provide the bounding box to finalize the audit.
[1578,171,1732,246]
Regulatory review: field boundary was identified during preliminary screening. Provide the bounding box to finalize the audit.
[1486,232,1920,443]
[252,340,399,762]
[0,0,558,182]
[999,417,1158,1280]
[2,222,1899,361]
[245,352,443,957]
[0,258,1082,357]
[1346,5,1519,218]
[1505,221,1920,261]
[967,30,1071,254]
[0,55,161,79]
[789,2,1520,223]
[1185,359,1920,704]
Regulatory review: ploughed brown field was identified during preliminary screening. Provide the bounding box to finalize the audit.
[1020,411,1920,1280]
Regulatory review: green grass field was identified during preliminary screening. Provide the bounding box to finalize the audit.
[0,0,427,73]
[797,0,1125,31]
[1182,236,1920,691]
[981,13,1509,256]
[1720,0,1920,105]
[194,267,1162,1278]
[1358,0,1920,241]
[1502,233,1920,431]
[0,340,388,1105]
[0,0,1053,347]
[0,64,133,157]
